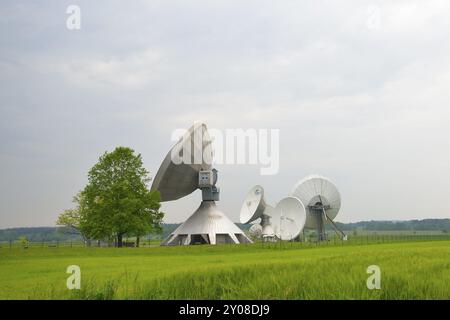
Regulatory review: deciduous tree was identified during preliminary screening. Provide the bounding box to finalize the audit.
[80,147,163,247]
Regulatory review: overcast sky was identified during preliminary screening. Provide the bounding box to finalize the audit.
[1,1,450,228]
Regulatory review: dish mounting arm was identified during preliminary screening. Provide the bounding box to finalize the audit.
[325,213,347,240]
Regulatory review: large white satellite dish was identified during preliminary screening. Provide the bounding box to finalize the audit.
[239,186,306,241]
[152,123,212,202]
[153,123,251,246]
[291,175,346,241]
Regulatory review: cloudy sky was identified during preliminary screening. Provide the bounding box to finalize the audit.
[1,1,450,228]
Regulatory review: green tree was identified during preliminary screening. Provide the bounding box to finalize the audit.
[56,192,91,243]
[80,147,163,247]
[56,209,80,231]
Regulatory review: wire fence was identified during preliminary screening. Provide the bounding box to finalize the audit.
[254,233,450,250]
[0,238,163,249]
[0,233,449,250]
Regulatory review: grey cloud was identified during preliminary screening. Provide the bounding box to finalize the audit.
[1,1,450,227]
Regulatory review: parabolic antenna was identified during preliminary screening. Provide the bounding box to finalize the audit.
[240,185,271,224]
[291,175,345,241]
[239,185,275,240]
[152,122,251,246]
[239,186,306,241]
[151,123,213,201]
[248,224,263,238]
[270,197,306,241]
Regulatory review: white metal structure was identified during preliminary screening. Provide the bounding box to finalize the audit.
[161,201,250,245]
[152,123,251,246]
[291,175,346,241]
[240,185,306,241]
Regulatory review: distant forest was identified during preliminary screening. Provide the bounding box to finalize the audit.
[332,219,450,232]
[0,219,448,242]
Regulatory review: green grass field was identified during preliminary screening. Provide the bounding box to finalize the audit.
[0,240,449,300]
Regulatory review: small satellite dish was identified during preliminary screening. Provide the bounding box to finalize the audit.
[240,186,306,241]
[291,175,346,241]
[270,197,306,241]
[248,223,263,238]
[240,185,272,224]
[240,185,275,240]
[152,122,251,246]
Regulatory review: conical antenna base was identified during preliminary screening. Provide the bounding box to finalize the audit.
[162,201,252,245]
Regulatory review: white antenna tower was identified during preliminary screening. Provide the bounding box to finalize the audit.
[152,123,251,246]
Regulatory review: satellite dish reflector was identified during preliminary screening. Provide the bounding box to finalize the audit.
[248,224,263,238]
[271,196,306,240]
[240,185,275,240]
[291,175,341,228]
[291,175,344,241]
[240,185,270,224]
[151,123,213,202]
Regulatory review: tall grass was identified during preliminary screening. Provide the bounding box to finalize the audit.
[0,240,449,300]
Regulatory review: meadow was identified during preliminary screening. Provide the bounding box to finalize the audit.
[0,239,449,300]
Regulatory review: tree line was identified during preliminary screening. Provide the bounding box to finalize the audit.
[333,219,450,232]
[1,219,449,243]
